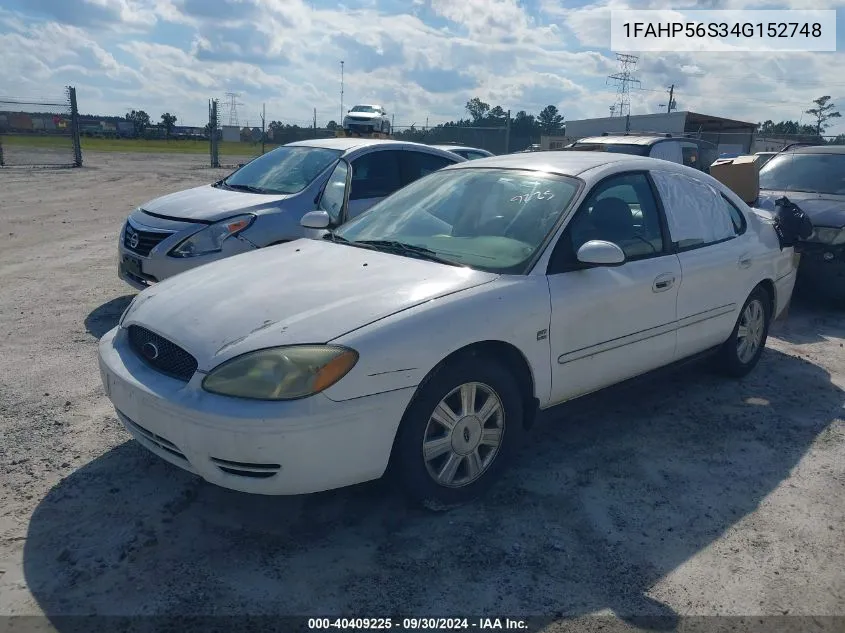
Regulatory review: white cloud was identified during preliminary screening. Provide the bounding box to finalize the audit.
[0,0,843,135]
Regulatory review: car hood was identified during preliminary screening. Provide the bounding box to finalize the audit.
[756,190,845,227]
[140,184,295,222]
[123,239,498,369]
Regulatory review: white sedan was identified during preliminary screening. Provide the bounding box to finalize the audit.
[98,151,799,508]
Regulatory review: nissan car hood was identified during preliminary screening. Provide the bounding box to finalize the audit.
[139,184,295,222]
[121,239,498,370]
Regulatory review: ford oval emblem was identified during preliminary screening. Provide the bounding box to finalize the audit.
[141,341,159,360]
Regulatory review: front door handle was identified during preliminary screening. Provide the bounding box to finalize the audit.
[653,273,675,292]
[738,254,753,269]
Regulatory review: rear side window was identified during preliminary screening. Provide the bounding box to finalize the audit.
[649,141,683,164]
[401,151,456,185]
[651,170,739,250]
[349,150,402,200]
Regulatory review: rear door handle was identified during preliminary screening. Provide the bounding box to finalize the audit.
[653,273,675,292]
[738,254,753,269]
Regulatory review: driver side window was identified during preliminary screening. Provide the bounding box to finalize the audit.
[548,172,666,274]
[319,160,349,225]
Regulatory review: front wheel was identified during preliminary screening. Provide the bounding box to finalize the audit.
[715,286,772,377]
[389,355,525,510]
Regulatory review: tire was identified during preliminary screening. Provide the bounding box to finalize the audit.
[714,286,772,378]
[389,354,526,510]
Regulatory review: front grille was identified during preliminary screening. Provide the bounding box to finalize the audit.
[124,221,174,257]
[127,325,198,382]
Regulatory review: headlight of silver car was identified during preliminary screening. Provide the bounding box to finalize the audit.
[169,214,255,258]
[202,345,359,400]
[810,227,845,245]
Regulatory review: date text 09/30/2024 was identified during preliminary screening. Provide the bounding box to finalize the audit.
[308,618,529,630]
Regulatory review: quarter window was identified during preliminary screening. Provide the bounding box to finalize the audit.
[650,170,739,250]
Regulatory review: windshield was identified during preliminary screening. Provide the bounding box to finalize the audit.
[759,153,845,195]
[223,146,341,195]
[351,106,378,113]
[570,143,650,156]
[333,168,581,273]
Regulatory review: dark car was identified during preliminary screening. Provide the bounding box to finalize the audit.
[756,145,845,301]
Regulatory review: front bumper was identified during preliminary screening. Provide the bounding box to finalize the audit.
[98,326,415,495]
[343,119,382,132]
[795,242,845,297]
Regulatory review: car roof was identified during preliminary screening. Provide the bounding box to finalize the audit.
[286,137,403,151]
[351,103,382,109]
[431,144,489,153]
[783,145,845,154]
[442,149,727,180]
[576,135,673,146]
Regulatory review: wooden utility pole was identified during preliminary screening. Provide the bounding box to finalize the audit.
[667,84,675,113]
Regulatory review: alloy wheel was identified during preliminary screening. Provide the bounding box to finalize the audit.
[421,381,505,488]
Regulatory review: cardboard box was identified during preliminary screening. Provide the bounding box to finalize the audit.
[709,155,761,204]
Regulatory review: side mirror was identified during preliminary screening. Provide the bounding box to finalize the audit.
[300,210,331,229]
[576,240,626,266]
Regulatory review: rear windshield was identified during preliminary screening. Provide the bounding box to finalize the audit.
[223,146,342,195]
[759,153,845,195]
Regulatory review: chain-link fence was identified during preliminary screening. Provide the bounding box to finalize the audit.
[203,118,534,167]
[0,87,82,168]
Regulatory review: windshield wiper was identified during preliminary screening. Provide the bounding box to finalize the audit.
[223,182,273,194]
[354,240,463,266]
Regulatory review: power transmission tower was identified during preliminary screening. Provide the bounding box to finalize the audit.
[223,91,243,126]
[609,104,617,117]
[607,53,640,123]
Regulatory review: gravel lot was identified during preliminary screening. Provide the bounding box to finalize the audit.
[0,152,843,631]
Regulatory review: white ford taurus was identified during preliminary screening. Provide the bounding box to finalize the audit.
[98,151,799,508]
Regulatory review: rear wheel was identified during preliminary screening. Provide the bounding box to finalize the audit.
[389,355,525,510]
[715,286,772,377]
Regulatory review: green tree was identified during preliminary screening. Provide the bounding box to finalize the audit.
[326,120,339,131]
[806,96,841,136]
[537,105,564,134]
[465,97,491,123]
[125,109,150,137]
[160,112,177,139]
[488,105,507,124]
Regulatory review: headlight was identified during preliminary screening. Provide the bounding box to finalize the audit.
[169,214,255,257]
[810,227,845,245]
[202,345,359,400]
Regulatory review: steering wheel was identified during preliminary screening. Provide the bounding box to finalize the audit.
[476,215,510,235]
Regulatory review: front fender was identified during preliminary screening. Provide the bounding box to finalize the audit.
[322,277,553,405]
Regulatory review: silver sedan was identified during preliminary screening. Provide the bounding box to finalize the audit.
[118,138,463,290]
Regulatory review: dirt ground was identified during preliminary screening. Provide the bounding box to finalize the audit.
[0,152,843,631]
